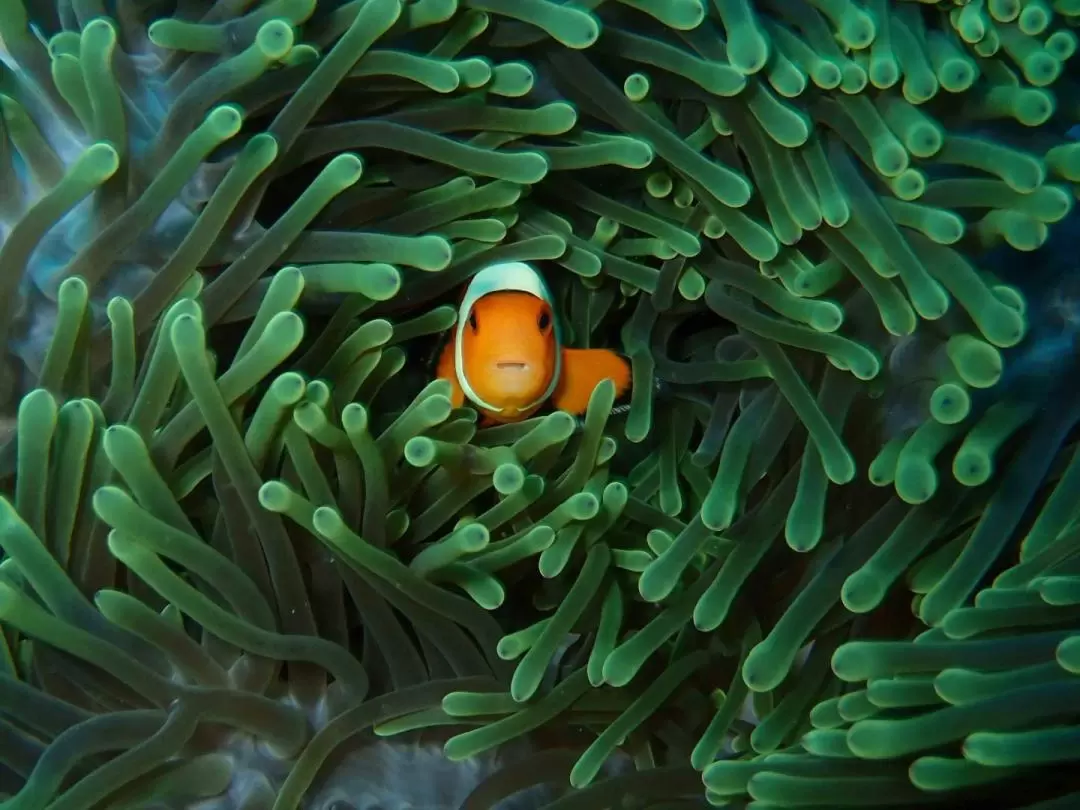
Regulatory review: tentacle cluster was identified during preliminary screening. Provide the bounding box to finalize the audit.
[0,0,1079,808]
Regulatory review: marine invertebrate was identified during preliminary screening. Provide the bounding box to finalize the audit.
[1,0,1080,807]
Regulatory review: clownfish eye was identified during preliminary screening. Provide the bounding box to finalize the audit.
[468,311,478,331]
[538,312,551,331]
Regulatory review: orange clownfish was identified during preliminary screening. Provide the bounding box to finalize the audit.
[436,261,632,424]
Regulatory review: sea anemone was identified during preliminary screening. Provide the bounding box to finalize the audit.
[1,0,1079,808]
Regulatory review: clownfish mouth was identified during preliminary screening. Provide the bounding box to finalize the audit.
[496,362,529,371]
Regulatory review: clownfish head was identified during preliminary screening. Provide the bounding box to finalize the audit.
[461,291,557,409]
[454,262,562,419]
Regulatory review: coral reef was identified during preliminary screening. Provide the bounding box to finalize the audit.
[1,0,1080,807]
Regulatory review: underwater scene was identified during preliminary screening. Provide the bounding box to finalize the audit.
[1,0,1080,807]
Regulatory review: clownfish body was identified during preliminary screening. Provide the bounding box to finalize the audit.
[436,262,632,424]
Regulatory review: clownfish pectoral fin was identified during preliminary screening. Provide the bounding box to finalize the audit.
[435,336,466,409]
[552,348,632,416]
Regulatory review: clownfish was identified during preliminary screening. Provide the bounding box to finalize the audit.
[436,261,632,424]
